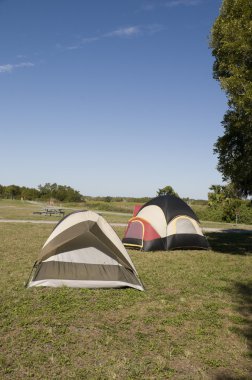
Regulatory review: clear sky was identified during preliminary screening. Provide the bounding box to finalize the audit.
[0,0,226,199]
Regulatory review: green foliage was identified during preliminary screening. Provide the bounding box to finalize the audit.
[210,0,252,111]
[21,187,40,200]
[87,196,151,203]
[208,183,241,207]
[191,204,224,223]
[0,183,82,202]
[207,183,252,223]
[0,184,153,206]
[157,185,179,197]
[85,200,134,214]
[208,185,226,207]
[222,198,242,223]
[3,185,21,199]
[210,0,252,196]
[214,110,252,196]
[232,201,252,224]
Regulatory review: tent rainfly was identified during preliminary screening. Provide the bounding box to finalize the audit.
[27,210,144,291]
[122,195,210,251]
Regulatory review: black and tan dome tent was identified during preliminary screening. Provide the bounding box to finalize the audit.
[122,195,209,251]
[27,211,144,291]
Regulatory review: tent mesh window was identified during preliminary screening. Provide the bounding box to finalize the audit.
[126,221,144,240]
[175,218,197,234]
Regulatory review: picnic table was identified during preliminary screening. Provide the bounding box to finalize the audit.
[33,207,65,216]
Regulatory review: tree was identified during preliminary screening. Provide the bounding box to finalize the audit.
[21,186,40,200]
[210,0,252,196]
[38,183,82,202]
[0,185,4,198]
[210,0,252,111]
[157,185,179,198]
[208,185,226,207]
[38,183,53,199]
[5,185,21,199]
[208,183,242,222]
[208,183,241,207]
[214,109,252,195]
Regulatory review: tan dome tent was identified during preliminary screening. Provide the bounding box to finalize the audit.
[27,211,144,291]
[123,195,209,251]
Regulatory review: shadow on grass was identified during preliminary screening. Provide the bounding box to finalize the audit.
[214,281,252,380]
[215,375,249,380]
[234,281,252,357]
[205,231,252,255]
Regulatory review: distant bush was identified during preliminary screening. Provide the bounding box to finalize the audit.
[192,205,223,222]
[192,202,252,224]
[85,201,135,213]
[87,196,151,203]
[233,202,252,224]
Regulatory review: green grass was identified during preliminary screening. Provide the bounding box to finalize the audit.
[200,220,252,230]
[1,200,252,232]
[0,200,63,221]
[0,200,132,223]
[0,222,252,379]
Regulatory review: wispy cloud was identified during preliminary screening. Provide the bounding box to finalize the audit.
[141,3,156,11]
[0,62,34,74]
[81,36,100,44]
[165,0,201,7]
[65,36,100,50]
[140,0,202,11]
[105,26,141,38]
[65,24,164,50]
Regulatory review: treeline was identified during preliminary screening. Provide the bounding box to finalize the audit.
[0,183,153,203]
[193,202,252,225]
[0,183,219,206]
[0,183,83,202]
[85,196,152,203]
[2,182,251,224]
[0,183,153,204]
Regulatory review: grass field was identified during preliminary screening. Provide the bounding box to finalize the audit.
[1,199,252,230]
[0,218,252,379]
[0,200,132,224]
[0,200,251,379]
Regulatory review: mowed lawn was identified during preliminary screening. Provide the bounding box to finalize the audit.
[0,223,252,380]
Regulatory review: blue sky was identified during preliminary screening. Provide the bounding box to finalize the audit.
[0,0,226,199]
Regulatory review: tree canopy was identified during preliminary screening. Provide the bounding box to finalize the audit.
[37,183,82,202]
[208,183,241,207]
[157,185,179,198]
[213,109,252,195]
[0,183,82,202]
[210,0,252,196]
[211,0,252,111]
[208,183,244,222]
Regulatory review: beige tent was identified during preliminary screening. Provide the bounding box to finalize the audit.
[27,210,144,291]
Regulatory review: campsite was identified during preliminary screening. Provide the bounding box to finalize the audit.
[1,0,252,379]
[0,199,252,379]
